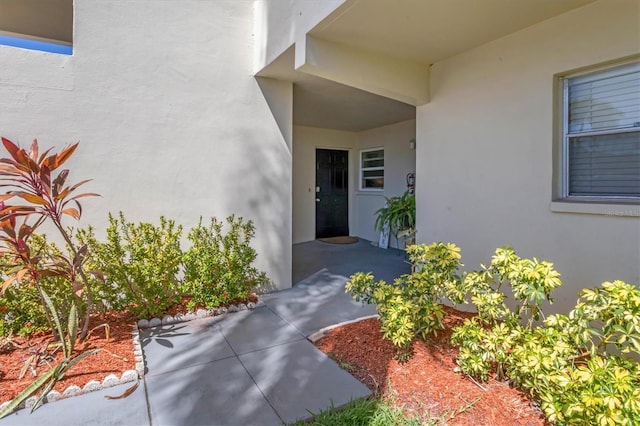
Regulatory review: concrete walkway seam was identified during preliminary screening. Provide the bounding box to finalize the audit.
[217,318,285,425]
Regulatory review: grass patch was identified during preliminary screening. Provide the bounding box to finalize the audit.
[290,397,427,426]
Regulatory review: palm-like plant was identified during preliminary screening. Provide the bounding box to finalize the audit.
[374,191,416,249]
[0,137,99,339]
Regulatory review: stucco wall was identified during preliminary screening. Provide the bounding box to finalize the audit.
[254,0,345,72]
[0,0,293,289]
[356,120,416,245]
[416,0,639,313]
[293,120,415,246]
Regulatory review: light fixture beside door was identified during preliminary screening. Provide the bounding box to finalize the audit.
[407,173,415,194]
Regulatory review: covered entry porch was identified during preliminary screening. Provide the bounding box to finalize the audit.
[260,239,411,337]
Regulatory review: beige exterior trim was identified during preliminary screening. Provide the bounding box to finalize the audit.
[550,202,640,217]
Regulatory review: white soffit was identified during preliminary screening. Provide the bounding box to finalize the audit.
[257,0,597,131]
[293,77,416,132]
[310,0,597,65]
[258,46,416,131]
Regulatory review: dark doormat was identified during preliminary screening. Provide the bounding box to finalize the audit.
[318,236,359,244]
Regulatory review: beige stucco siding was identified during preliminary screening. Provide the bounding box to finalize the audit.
[0,0,293,289]
[356,120,416,244]
[417,0,640,313]
[254,0,346,72]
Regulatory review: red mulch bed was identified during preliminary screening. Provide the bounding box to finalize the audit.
[314,306,548,426]
[0,311,137,404]
[0,294,259,405]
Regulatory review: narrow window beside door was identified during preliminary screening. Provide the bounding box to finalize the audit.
[360,148,384,190]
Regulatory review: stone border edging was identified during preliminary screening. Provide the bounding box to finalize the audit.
[136,300,262,329]
[0,298,263,414]
[0,326,142,413]
[307,314,380,343]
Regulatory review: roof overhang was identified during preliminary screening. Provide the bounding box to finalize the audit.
[258,0,596,131]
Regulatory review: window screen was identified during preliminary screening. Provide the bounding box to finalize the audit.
[565,62,640,198]
[360,149,384,190]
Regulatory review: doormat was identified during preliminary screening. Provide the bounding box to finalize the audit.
[318,236,359,244]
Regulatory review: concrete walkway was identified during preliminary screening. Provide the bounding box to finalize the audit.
[1,240,409,426]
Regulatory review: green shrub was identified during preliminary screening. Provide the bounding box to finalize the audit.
[77,212,183,318]
[450,248,640,426]
[346,242,464,350]
[451,246,563,380]
[349,241,640,425]
[507,281,640,425]
[562,280,640,356]
[538,353,640,425]
[182,215,267,310]
[0,234,72,336]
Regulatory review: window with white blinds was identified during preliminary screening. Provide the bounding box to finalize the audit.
[564,62,640,199]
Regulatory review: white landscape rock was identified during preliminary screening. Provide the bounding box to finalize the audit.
[82,380,102,393]
[120,370,139,383]
[102,374,120,388]
[23,396,38,409]
[62,385,82,398]
[45,390,63,403]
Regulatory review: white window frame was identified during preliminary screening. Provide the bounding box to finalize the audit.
[558,60,640,203]
[359,148,384,191]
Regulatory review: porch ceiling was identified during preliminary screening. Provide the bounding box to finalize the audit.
[260,0,596,132]
[293,75,416,132]
[310,0,597,65]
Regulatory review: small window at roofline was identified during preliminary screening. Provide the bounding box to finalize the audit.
[0,34,72,55]
[561,61,640,200]
[360,148,384,190]
[0,0,73,55]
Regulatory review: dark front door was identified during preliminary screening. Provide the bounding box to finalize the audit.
[315,149,349,238]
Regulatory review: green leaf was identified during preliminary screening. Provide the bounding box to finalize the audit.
[41,290,67,358]
[68,303,78,354]
[0,366,57,419]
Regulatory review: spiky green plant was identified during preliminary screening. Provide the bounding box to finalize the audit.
[0,290,99,419]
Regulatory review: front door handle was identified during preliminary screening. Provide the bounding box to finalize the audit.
[316,198,320,202]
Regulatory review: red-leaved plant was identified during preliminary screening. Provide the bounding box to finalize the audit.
[0,137,99,339]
